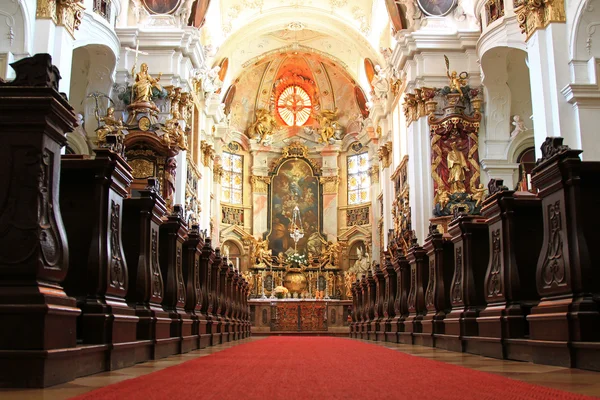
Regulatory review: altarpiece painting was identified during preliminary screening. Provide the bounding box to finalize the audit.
[267,158,322,257]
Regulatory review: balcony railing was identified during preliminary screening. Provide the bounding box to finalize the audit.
[93,0,111,22]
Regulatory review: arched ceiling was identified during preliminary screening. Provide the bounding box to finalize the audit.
[227,51,362,140]
[209,2,391,87]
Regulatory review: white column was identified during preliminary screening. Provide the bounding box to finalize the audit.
[407,117,433,243]
[527,24,578,157]
[174,151,187,207]
[250,148,269,238]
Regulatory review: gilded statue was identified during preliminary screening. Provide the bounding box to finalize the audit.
[162,110,188,150]
[447,142,469,193]
[242,271,254,293]
[164,157,177,208]
[131,63,163,105]
[470,184,487,207]
[247,108,277,145]
[444,55,468,98]
[344,271,356,299]
[315,108,340,143]
[434,187,450,210]
[95,107,126,144]
[320,240,345,267]
[252,238,272,266]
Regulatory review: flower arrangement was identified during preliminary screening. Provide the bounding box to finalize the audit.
[273,285,289,299]
[286,253,307,266]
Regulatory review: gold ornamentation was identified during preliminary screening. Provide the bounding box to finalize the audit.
[131,63,163,106]
[485,0,505,25]
[247,108,277,145]
[251,176,270,194]
[95,107,126,145]
[444,55,469,98]
[515,0,566,40]
[269,142,320,172]
[470,184,487,207]
[403,93,418,126]
[447,142,470,193]
[377,142,392,169]
[129,158,155,179]
[213,164,223,183]
[139,116,151,131]
[347,206,370,226]
[201,141,215,167]
[162,111,188,151]
[369,164,380,184]
[222,206,244,225]
[37,0,84,38]
[37,0,57,21]
[314,108,340,143]
[319,176,340,194]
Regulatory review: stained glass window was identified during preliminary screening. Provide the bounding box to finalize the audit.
[277,85,312,126]
[347,152,370,205]
[221,152,243,205]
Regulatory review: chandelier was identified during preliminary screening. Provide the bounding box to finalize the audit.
[289,206,304,252]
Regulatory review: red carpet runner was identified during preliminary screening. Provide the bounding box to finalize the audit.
[72,337,595,400]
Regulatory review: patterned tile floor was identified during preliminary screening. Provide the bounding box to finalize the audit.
[1,337,599,399]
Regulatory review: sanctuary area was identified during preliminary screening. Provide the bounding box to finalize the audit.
[1,0,600,398]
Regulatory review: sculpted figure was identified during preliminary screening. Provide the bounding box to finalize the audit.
[162,110,188,150]
[253,238,272,266]
[95,107,126,144]
[131,63,163,104]
[447,142,470,193]
[164,157,177,207]
[371,65,390,100]
[315,108,340,143]
[470,184,487,207]
[447,70,467,98]
[248,108,277,144]
[510,115,527,138]
[434,187,450,210]
[322,240,345,267]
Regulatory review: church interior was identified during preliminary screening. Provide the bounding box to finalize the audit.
[1,0,600,398]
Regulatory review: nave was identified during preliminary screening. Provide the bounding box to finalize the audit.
[2,337,600,399]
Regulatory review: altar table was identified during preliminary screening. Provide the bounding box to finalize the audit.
[249,299,351,334]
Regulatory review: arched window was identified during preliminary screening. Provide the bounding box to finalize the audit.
[221,151,243,205]
[347,151,370,205]
[277,85,312,126]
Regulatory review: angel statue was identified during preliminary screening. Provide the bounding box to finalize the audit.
[95,107,127,145]
[315,108,340,143]
[320,240,346,267]
[371,65,390,100]
[252,238,272,266]
[444,55,469,98]
[247,109,277,145]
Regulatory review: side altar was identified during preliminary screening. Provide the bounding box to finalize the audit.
[249,299,352,334]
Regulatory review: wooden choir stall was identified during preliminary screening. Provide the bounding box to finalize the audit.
[0,55,251,388]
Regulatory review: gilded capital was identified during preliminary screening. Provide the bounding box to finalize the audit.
[213,164,223,183]
[201,140,215,167]
[515,0,565,40]
[377,142,392,169]
[320,176,340,194]
[251,176,271,194]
